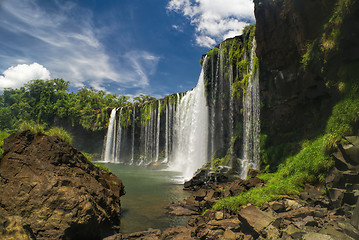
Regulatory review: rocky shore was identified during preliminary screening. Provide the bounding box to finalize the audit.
[106,141,359,240]
[0,131,125,240]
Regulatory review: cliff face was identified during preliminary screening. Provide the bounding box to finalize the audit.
[255,0,359,169]
[0,131,125,240]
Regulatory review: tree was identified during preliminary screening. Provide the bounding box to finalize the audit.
[133,94,156,104]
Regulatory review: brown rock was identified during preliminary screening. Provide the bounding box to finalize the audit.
[168,206,198,216]
[161,226,193,240]
[238,205,275,234]
[278,207,315,220]
[319,225,354,240]
[351,198,359,230]
[0,131,125,240]
[223,229,236,240]
[207,218,241,230]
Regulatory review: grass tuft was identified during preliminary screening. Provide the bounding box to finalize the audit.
[46,127,73,145]
[18,121,45,135]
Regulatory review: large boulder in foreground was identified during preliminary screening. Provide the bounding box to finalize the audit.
[0,131,125,240]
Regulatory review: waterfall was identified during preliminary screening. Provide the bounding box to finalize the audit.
[155,101,161,162]
[170,59,209,181]
[229,65,234,156]
[165,103,169,163]
[130,107,136,164]
[101,33,260,181]
[115,107,123,163]
[241,38,260,178]
[102,108,117,163]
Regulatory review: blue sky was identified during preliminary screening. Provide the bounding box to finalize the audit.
[0,0,254,99]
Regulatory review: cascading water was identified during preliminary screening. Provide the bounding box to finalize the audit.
[155,101,161,162]
[240,38,260,178]
[102,33,260,181]
[102,108,118,163]
[130,107,136,165]
[115,107,123,163]
[170,59,209,181]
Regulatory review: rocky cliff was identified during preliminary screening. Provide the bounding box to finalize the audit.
[0,131,125,240]
[255,0,359,169]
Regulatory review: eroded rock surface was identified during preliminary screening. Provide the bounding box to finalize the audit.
[0,131,125,240]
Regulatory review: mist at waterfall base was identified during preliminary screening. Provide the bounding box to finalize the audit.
[101,164,190,234]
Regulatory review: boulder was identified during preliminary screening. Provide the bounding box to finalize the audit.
[247,169,261,178]
[319,225,355,240]
[238,205,275,236]
[302,232,335,240]
[161,226,193,240]
[0,131,125,240]
[328,188,345,208]
[168,206,198,216]
[342,136,359,165]
[351,198,359,230]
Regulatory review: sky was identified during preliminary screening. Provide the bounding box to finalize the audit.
[0,0,254,99]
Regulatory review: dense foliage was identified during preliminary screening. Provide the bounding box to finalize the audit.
[0,79,131,132]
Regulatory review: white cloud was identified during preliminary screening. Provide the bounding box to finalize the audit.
[0,0,160,93]
[118,51,161,88]
[0,63,51,89]
[167,0,254,48]
[195,36,216,48]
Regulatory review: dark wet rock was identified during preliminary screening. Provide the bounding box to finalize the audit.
[268,201,286,213]
[247,169,261,178]
[341,136,359,165]
[0,131,125,240]
[328,188,346,208]
[183,169,230,190]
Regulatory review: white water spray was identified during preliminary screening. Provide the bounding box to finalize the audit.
[103,108,117,163]
[170,59,209,181]
[241,38,260,178]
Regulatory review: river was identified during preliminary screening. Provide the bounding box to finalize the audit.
[99,163,191,233]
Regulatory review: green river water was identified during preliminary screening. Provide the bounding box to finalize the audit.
[100,163,191,234]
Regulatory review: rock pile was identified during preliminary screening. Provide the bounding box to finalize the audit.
[327,136,359,216]
[106,168,359,239]
[0,131,125,240]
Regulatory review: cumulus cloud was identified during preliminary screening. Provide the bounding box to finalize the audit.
[167,0,254,47]
[0,63,51,89]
